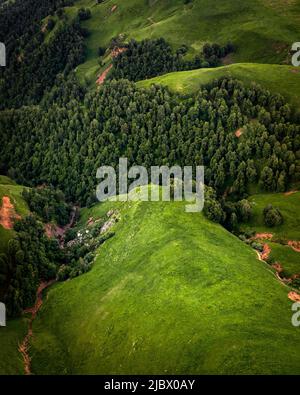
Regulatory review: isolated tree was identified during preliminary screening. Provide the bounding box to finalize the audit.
[263,205,283,227]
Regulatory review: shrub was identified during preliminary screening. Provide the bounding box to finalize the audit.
[263,204,283,227]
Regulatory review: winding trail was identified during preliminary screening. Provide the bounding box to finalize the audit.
[19,280,55,375]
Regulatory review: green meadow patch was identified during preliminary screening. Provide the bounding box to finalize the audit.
[67,0,300,84]
[242,191,300,240]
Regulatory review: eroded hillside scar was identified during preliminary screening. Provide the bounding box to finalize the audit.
[0,196,20,229]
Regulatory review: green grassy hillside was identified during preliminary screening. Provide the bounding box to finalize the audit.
[0,318,28,375]
[137,63,300,108]
[30,191,300,374]
[65,0,300,83]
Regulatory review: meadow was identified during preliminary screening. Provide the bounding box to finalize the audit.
[64,0,300,84]
[242,191,300,240]
[30,193,300,374]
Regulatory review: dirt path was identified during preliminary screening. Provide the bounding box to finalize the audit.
[19,280,55,375]
[0,196,20,229]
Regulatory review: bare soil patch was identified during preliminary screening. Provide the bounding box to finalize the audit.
[96,64,113,85]
[261,244,271,261]
[253,233,273,241]
[284,190,298,196]
[235,128,243,138]
[0,196,21,229]
[288,241,300,252]
[111,47,127,58]
[288,291,300,302]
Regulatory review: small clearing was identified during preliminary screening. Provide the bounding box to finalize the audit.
[45,207,77,246]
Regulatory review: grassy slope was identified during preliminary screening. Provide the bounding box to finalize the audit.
[67,0,300,83]
[137,63,300,108]
[31,195,300,374]
[242,191,300,240]
[0,318,28,375]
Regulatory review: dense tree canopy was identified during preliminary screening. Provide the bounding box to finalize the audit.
[1,78,299,213]
[111,38,234,82]
[0,0,85,109]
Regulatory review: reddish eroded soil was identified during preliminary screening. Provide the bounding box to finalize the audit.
[96,47,127,86]
[45,223,65,238]
[19,280,55,375]
[87,217,94,226]
[284,190,298,196]
[288,291,300,302]
[235,128,243,138]
[255,243,271,262]
[260,243,271,261]
[96,64,113,85]
[111,47,127,58]
[288,241,300,252]
[0,196,21,229]
[252,233,273,241]
[272,262,284,273]
[45,206,77,246]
